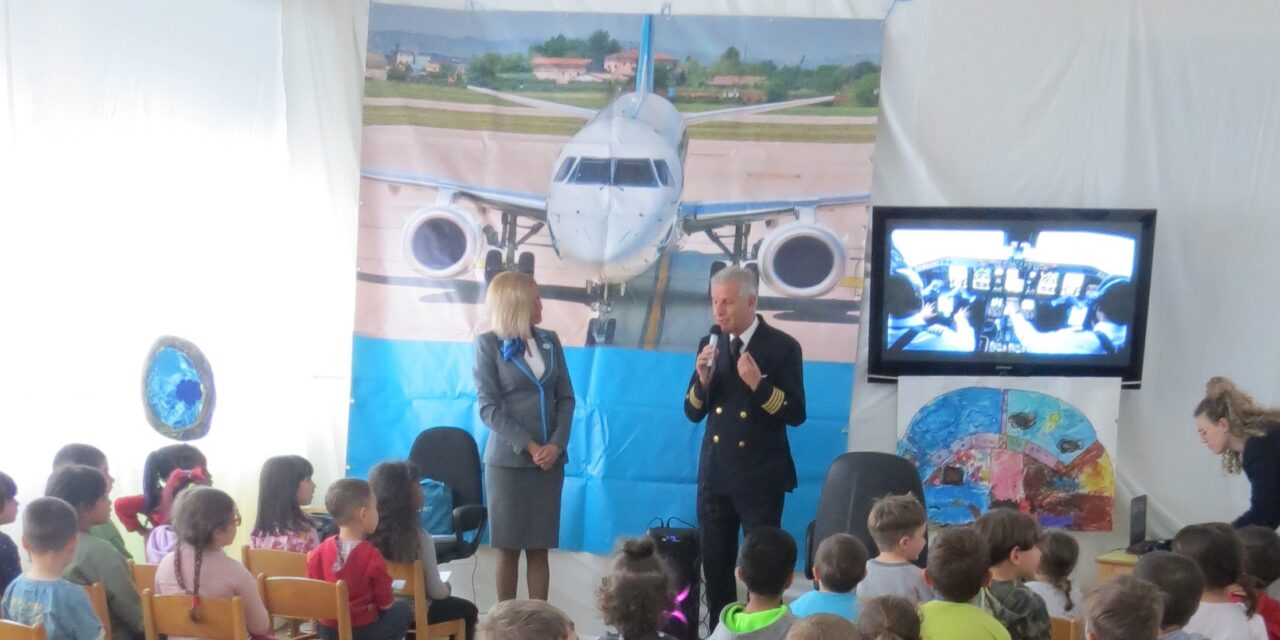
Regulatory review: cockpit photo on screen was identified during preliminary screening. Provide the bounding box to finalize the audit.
[867,207,1156,384]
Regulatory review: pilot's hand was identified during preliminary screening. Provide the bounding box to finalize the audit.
[696,344,716,389]
[926,324,948,336]
[955,306,971,325]
[923,301,937,318]
[737,351,762,391]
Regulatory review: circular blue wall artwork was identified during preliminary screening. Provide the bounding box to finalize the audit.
[143,336,215,441]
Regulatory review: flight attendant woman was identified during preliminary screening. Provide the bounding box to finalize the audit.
[473,271,575,601]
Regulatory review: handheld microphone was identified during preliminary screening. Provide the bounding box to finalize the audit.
[708,325,722,352]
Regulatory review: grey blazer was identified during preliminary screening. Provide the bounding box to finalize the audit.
[473,328,575,468]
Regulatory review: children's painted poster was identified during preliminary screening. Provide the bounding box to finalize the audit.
[897,376,1119,531]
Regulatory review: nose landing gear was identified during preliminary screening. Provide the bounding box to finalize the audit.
[584,281,625,346]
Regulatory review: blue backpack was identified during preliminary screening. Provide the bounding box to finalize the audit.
[418,478,453,535]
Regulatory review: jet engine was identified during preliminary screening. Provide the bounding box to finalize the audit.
[756,223,846,298]
[400,205,484,279]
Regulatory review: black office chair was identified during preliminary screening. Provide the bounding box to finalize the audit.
[805,452,928,580]
[408,427,488,563]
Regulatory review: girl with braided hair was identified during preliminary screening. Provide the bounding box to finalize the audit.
[155,486,269,639]
[1194,377,1280,528]
[1026,531,1082,620]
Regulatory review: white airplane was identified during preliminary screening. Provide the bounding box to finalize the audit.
[363,15,869,345]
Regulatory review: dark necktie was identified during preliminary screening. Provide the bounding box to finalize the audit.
[730,337,744,362]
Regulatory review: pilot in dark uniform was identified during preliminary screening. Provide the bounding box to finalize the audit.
[683,266,806,627]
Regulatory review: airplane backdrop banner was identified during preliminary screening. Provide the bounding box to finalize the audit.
[349,3,884,556]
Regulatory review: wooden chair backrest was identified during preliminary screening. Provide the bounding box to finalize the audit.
[141,588,248,640]
[82,582,112,640]
[128,560,158,597]
[1050,616,1082,640]
[0,621,46,640]
[257,575,351,640]
[384,560,465,640]
[241,545,308,579]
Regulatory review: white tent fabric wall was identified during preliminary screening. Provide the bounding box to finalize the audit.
[0,0,358,559]
[858,0,1280,587]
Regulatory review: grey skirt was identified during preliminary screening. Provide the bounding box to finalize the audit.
[485,464,564,550]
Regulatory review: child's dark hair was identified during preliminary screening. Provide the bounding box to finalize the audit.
[22,497,79,554]
[368,461,422,563]
[253,455,315,537]
[739,527,796,599]
[974,508,1041,567]
[815,533,868,593]
[857,595,921,640]
[0,471,15,504]
[142,444,207,519]
[1036,531,1080,612]
[52,444,107,470]
[45,464,107,514]
[1133,550,1205,629]
[325,478,373,525]
[1238,525,1280,589]
[1083,575,1162,640]
[926,526,989,602]
[785,613,863,640]
[597,537,673,637]
[867,494,927,553]
[170,486,238,623]
[1173,522,1257,616]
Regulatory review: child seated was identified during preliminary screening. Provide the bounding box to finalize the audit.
[918,526,1009,640]
[0,472,21,596]
[973,509,1050,640]
[1,497,104,640]
[708,527,798,640]
[1236,526,1280,640]
[46,464,142,640]
[52,445,130,560]
[1174,523,1267,640]
[481,599,576,640]
[1082,575,1162,640]
[306,479,411,640]
[791,534,867,620]
[857,495,933,604]
[250,455,320,553]
[1133,551,1210,640]
[1025,531,1083,619]
[144,468,210,563]
[154,486,270,639]
[595,537,676,640]
[856,596,921,640]
[784,614,862,640]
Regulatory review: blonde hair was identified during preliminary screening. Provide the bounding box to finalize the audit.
[480,599,573,640]
[1194,376,1280,473]
[485,271,539,340]
[868,494,927,552]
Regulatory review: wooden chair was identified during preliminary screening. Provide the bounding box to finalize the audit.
[241,546,308,578]
[243,546,310,636]
[385,561,465,640]
[258,575,352,640]
[128,559,158,597]
[0,621,46,640]
[82,582,113,640]
[1050,616,1082,640]
[141,588,248,640]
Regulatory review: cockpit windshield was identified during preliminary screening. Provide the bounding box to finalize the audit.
[569,158,661,188]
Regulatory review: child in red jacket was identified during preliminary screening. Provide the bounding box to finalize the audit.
[307,479,411,640]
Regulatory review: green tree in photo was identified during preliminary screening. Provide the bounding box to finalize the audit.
[716,46,743,76]
[469,52,502,87]
[853,71,880,107]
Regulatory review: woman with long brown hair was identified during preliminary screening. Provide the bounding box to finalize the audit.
[1194,377,1280,528]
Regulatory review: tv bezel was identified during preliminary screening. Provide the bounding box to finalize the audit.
[866,206,1156,388]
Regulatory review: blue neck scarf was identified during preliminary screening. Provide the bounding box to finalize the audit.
[500,336,527,362]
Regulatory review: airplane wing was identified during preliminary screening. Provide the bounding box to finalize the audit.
[681,95,837,124]
[467,86,598,120]
[361,168,548,221]
[679,194,870,233]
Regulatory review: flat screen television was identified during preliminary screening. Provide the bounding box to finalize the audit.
[867,207,1156,386]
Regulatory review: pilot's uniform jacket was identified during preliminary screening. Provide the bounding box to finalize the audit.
[683,315,806,624]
